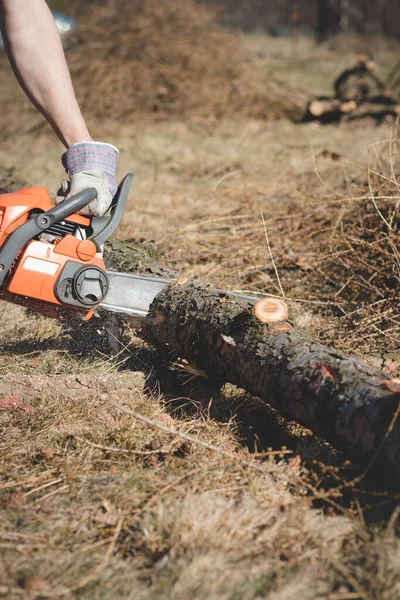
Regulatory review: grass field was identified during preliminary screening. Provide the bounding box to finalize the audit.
[1,32,400,599]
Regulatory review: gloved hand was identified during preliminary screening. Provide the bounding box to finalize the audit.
[56,142,119,216]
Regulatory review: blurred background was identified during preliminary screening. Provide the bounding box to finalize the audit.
[0,0,398,139]
[49,0,400,38]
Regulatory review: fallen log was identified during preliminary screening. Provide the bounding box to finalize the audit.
[308,98,341,117]
[344,102,400,124]
[303,98,358,123]
[0,155,399,485]
[308,98,357,118]
[104,239,400,487]
[305,97,399,125]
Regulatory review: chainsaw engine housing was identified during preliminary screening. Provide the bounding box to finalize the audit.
[0,174,133,319]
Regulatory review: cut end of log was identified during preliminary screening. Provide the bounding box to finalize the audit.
[309,100,325,117]
[254,297,288,323]
[385,378,400,393]
[340,100,357,113]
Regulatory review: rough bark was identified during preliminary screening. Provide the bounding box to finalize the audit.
[344,102,400,125]
[104,242,400,487]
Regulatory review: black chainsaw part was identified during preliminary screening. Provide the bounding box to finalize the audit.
[45,219,78,239]
[0,188,97,286]
[74,266,109,305]
[54,261,109,308]
[89,173,133,249]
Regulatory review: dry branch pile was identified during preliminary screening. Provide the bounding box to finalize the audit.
[303,56,400,125]
[65,0,294,122]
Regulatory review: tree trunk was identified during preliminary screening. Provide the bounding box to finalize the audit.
[104,240,400,488]
[316,0,340,41]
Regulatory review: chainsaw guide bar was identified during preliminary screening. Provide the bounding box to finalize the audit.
[100,271,172,318]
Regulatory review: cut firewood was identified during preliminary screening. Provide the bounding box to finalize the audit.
[308,98,340,117]
[307,98,357,120]
[340,100,357,113]
[304,58,400,124]
[309,98,358,117]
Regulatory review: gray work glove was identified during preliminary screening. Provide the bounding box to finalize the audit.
[56,142,119,216]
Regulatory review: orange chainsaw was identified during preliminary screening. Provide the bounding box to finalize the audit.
[0,173,257,322]
[0,173,174,321]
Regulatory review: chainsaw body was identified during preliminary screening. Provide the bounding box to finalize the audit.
[0,172,257,323]
[0,174,133,319]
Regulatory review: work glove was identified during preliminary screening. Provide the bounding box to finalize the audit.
[57,142,119,216]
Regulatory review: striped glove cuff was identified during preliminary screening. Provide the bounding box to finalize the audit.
[62,142,119,197]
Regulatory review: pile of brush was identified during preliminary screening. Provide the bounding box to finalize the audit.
[0,0,297,140]
[66,0,295,123]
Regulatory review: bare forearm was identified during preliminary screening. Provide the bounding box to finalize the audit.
[0,0,91,147]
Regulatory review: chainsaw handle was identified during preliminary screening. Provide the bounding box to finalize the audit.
[39,188,97,227]
[89,174,133,248]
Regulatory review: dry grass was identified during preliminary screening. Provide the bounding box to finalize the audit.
[1,119,400,595]
[1,29,400,599]
[1,361,400,599]
[114,118,400,362]
[1,115,398,362]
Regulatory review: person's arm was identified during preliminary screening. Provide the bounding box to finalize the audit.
[0,0,119,216]
[0,0,91,147]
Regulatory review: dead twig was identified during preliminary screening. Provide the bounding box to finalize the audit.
[261,211,285,297]
[72,434,168,456]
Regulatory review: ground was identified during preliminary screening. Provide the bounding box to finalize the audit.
[1,34,400,599]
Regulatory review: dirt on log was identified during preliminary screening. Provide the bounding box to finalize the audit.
[104,240,400,488]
